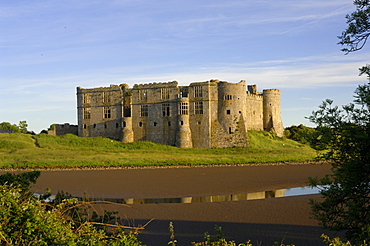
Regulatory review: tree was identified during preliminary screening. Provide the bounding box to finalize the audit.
[0,122,20,133]
[18,120,28,134]
[307,1,370,243]
[338,0,370,76]
[308,89,370,243]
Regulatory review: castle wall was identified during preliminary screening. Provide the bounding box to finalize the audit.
[48,123,78,136]
[77,85,123,140]
[245,93,264,131]
[76,80,283,148]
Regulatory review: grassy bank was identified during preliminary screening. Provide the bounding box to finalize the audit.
[0,131,317,169]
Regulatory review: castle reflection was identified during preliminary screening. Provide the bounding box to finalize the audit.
[82,186,320,205]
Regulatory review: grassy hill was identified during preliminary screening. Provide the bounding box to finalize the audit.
[0,131,317,169]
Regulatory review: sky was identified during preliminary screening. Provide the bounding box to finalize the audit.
[1,0,369,133]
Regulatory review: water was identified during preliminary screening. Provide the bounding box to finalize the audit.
[80,186,321,204]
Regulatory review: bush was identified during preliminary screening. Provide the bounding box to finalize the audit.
[0,184,144,245]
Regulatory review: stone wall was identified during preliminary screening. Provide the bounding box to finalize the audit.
[76,80,284,148]
[48,123,78,136]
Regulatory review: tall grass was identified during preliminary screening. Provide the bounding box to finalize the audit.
[0,131,317,169]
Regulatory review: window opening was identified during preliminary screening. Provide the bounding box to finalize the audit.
[161,88,170,100]
[162,103,170,116]
[195,101,203,115]
[103,107,111,118]
[83,108,91,119]
[194,86,203,97]
[124,106,131,117]
[226,110,231,115]
[139,90,148,101]
[179,102,188,115]
[140,105,148,117]
[83,94,91,104]
[102,92,111,104]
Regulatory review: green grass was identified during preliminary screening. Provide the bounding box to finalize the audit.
[0,131,318,169]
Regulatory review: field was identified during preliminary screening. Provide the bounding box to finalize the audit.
[0,131,317,169]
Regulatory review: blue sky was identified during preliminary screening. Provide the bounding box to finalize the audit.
[1,0,369,133]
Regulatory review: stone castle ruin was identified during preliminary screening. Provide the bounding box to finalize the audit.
[76,80,283,148]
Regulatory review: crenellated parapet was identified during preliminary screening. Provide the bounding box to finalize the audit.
[133,81,178,89]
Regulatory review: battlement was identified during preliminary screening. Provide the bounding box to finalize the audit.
[263,89,280,93]
[133,81,178,89]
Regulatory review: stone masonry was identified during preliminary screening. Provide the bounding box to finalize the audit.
[76,80,284,148]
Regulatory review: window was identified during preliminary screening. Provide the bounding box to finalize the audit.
[168,121,171,126]
[83,108,91,119]
[102,92,111,104]
[194,101,203,115]
[140,105,148,117]
[226,110,231,115]
[124,106,131,117]
[139,90,148,101]
[104,107,111,118]
[180,87,188,98]
[229,127,232,134]
[116,123,119,128]
[83,124,87,129]
[179,102,188,115]
[154,122,158,126]
[194,86,203,98]
[83,94,90,104]
[224,95,233,100]
[162,103,170,116]
[139,122,143,127]
[123,121,126,127]
[161,88,170,100]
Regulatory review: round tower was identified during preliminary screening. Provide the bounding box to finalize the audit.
[176,98,193,148]
[217,81,247,134]
[263,89,284,137]
[122,117,134,143]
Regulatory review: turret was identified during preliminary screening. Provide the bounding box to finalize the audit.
[176,98,193,148]
[263,89,284,137]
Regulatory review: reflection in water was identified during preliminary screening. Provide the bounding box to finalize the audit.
[81,186,320,205]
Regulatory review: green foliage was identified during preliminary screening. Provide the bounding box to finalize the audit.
[338,0,370,54]
[338,0,370,81]
[321,234,369,246]
[191,225,252,246]
[0,121,28,134]
[308,83,370,243]
[284,124,316,144]
[0,122,20,133]
[0,170,40,191]
[18,121,28,134]
[190,225,296,246]
[0,184,144,245]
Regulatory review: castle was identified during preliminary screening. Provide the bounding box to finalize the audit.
[76,80,283,148]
